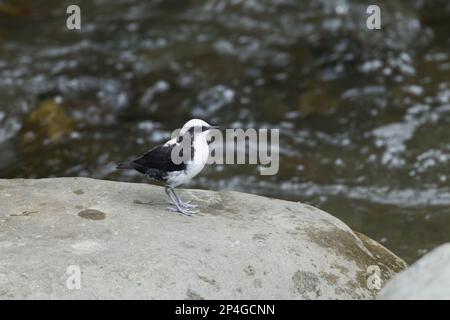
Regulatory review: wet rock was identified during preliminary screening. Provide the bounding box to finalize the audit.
[20,98,75,146]
[0,177,406,299]
[299,81,339,116]
[0,2,28,17]
[378,243,450,300]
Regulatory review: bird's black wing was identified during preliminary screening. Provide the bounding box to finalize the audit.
[134,143,185,171]
[127,143,186,181]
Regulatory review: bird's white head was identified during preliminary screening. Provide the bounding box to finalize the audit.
[179,119,217,136]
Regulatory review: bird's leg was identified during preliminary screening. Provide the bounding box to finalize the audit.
[165,187,196,216]
[169,188,198,213]
[170,188,198,209]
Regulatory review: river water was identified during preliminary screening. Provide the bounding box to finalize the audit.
[0,0,449,263]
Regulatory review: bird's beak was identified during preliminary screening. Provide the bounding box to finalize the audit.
[210,126,220,130]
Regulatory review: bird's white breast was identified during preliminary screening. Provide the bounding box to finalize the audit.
[187,136,209,173]
[166,135,209,187]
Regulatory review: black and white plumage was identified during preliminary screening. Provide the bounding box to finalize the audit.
[117,119,216,216]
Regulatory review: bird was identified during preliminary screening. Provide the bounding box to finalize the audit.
[117,119,217,216]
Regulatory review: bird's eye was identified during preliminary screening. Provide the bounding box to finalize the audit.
[201,125,210,132]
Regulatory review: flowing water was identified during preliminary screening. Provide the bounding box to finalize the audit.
[0,0,449,263]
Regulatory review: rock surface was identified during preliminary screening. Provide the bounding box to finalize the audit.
[0,178,406,299]
[378,243,450,300]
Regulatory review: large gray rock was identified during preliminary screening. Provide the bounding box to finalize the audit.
[378,243,450,300]
[0,178,406,299]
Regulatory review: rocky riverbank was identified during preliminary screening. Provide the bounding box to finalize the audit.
[0,178,406,299]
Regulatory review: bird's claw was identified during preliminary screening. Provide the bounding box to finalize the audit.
[183,201,198,209]
[167,206,197,216]
[169,200,198,209]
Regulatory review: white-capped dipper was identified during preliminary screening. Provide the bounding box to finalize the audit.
[117,119,217,216]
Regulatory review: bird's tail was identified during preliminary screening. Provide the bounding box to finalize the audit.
[116,161,133,170]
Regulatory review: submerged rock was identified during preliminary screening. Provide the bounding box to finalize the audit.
[0,177,406,299]
[20,98,75,147]
[378,243,450,300]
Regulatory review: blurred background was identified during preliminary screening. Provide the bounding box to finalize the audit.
[0,0,449,263]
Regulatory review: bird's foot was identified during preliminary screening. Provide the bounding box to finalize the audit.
[182,200,198,209]
[170,200,198,209]
[167,205,197,216]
